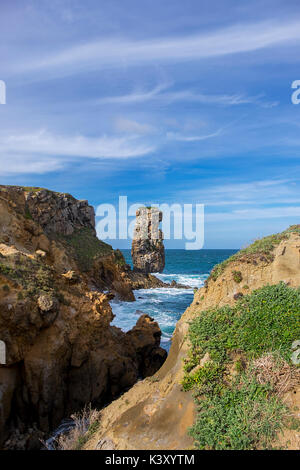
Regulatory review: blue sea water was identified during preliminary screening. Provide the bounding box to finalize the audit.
[111,249,237,351]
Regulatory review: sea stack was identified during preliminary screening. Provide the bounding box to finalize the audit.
[131,207,165,273]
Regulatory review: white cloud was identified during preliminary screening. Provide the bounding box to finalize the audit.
[0,129,155,175]
[0,129,154,159]
[114,117,155,135]
[14,19,300,77]
[0,154,64,175]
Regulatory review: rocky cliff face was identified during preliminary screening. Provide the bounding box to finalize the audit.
[131,207,165,273]
[0,186,166,449]
[84,227,300,451]
[26,189,95,236]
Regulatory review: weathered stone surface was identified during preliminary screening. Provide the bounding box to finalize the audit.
[0,186,166,448]
[61,270,80,283]
[37,294,58,312]
[131,207,165,273]
[25,189,95,236]
[126,314,167,377]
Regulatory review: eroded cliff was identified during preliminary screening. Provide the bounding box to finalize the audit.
[0,186,167,449]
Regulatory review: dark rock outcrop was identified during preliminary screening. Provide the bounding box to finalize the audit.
[131,207,165,274]
[126,314,167,377]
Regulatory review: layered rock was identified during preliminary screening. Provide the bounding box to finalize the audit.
[25,188,95,236]
[0,186,167,448]
[132,207,165,273]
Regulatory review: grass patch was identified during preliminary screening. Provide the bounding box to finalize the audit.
[53,405,100,451]
[208,225,300,282]
[183,283,300,449]
[60,228,113,272]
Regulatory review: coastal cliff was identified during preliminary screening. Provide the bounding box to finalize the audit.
[84,226,300,450]
[0,186,167,449]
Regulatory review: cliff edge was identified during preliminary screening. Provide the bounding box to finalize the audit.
[84,226,300,450]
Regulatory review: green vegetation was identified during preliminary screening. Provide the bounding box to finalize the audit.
[24,206,32,220]
[209,225,300,282]
[0,185,45,193]
[114,249,126,267]
[23,186,45,193]
[60,227,113,271]
[0,254,55,298]
[74,419,100,450]
[232,270,243,283]
[190,373,287,450]
[55,406,100,451]
[183,283,300,449]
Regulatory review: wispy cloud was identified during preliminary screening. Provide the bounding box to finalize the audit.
[0,129,155,175]
[99,86,278,108]
[167,128,223,142]
[181,179,300,206]
[97,83,170,104]
[13,19,300,77]
[198,179,300,222]
[207,206,300,222]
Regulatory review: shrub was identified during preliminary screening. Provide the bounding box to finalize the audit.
[190,373,287,450]
[183,283,300,449]
[232,270,243,283]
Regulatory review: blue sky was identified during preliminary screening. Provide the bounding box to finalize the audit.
[1,0,300,248]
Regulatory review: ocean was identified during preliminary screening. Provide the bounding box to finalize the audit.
[111,249,237,351]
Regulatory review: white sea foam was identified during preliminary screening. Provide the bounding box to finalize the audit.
[110,272,206,351]
[154,272,207,288]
